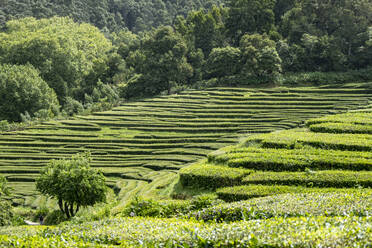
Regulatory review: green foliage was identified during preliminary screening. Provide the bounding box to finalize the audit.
[0,0,222,33]
[43,210,67,225]
[226,0,276,44]
[280,67,372,86]
[281,0,372,71]
[309,122,372,134]
[190,192,372,222]
[0,64,59,122]
[122,194,221,218]
[210,146,372,171]
[36,152,107,219]
[0,17,112,104]
[179,163,252,189]
[1,216,371,247]
[0,176,13,226]
[123,26,193,98]
[240,33,282,81]
[217,184,372,201]
[206,46,241,78]
[243,170,372,188]
[182,6,226,56]
[306,112,372,126]
[247,130,372,151]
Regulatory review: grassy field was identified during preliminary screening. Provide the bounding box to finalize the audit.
[0,85,371,207]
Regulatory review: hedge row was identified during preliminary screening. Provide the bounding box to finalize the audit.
[179,163,252,189]
[246,130,372,151]
[309,122,372,134]
[190,192,372,222]
[216,184,372,201]
[214,149,372,171]
[306,112,372,126]
[1,216,371,247]
[242,170,372,188]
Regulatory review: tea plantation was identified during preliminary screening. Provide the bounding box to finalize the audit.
[1,85,372,207]
[1,85,372,247]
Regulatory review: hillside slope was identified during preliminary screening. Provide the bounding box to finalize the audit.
[0,85,371,205]
[180,110,372,211]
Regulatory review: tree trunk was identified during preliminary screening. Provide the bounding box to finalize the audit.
[69,203,74,217]
[64,202,71,219]
[58,199,63,214]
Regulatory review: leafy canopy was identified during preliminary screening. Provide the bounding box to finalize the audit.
[0,63,59,122]
[36,153,107,219]
[0,17,112,104]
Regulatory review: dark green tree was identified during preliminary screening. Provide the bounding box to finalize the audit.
[0,17,113,104]
[36,153,107,219]
[124,26,193,98]
[207,46,241,78]
[280,0,372,70]
[0,64,59,122]
[184,6,226,56]
[226,0,276,44]
[240,33,282,80]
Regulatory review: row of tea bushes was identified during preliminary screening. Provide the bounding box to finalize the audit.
[190,192,372,222]
[242,170,372,188]
[216,184,372,201]
[308,122,372,134]
[179,163,252,189]
[1,215,371,247]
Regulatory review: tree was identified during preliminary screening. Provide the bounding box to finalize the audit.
[36,153,107,219]
[0,63,59,122]
[207,46,242,78]
[240,33,282,80]
[226,0,276,44]
[280,0,372,70]
[124,26,193,98]
[0,175,13,226]
[0,17,113,104]
[184,6,226,56]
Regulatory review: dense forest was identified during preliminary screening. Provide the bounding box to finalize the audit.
[0,0,371,123]
[0,0,222,32]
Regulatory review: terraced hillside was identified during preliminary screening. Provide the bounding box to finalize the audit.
[180,110,372,208]
[1,85,371,205]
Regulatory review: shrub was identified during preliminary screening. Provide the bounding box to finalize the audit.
[216,184,372,202]
[179,163,252,189]
[309,122,372,134]
[190,192,372,222]
[242,170,372,188]
[210,146,372,171]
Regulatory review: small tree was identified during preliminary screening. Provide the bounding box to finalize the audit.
[36,153,107,219]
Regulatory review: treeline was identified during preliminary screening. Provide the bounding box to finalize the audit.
[0,0,371,124]
[0,0,222,33]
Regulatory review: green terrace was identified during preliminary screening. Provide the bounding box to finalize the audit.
[180,111,372,202]
[0,85,371,205]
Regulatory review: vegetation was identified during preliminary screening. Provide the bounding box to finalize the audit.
[0,176,12,226]
[36,153,107,219]
[0,17,113,106]
[1,86,370,205]
[0,0,371,246]
[190,192,372,222]
[180,110,372,216]
[0,64,59,122]
[0,216,371,247]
